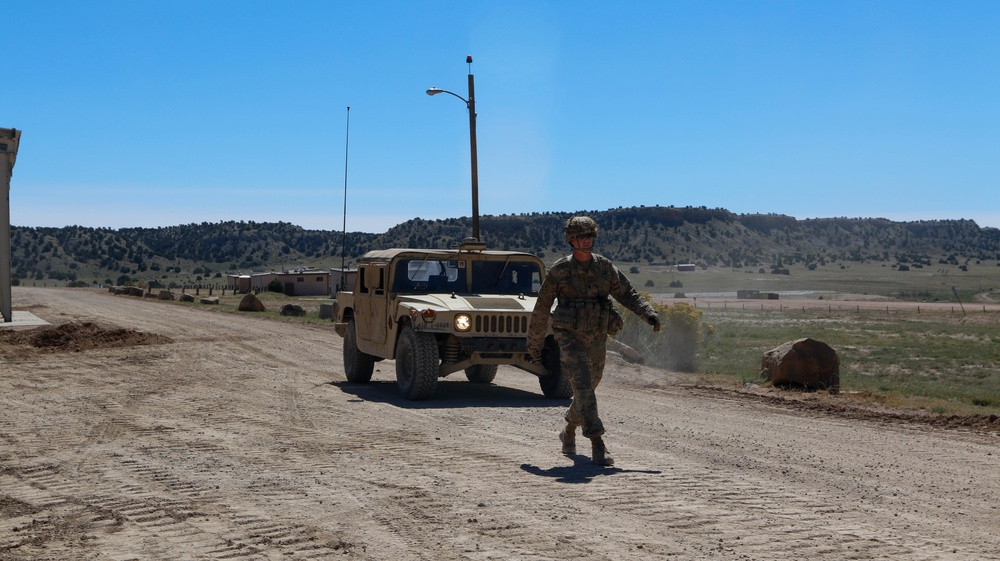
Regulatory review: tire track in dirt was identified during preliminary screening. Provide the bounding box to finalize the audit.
[1,423,363,559]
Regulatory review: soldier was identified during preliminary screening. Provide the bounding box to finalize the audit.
[527,216,661,466]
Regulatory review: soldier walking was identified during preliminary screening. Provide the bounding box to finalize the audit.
[527,216,661,465]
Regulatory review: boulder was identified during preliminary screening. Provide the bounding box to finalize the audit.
[238,293,266,312]
[201,296,220,305]
[127,286,144,297]
[179,293,195,302]
[280,304,306,317]
[158,290,175,301]
[761,338,840,393]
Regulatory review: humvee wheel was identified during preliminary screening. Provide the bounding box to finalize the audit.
[538,340,572,399]
[395,326,439,400]
[344,319,376,383]
[465,364,499,384]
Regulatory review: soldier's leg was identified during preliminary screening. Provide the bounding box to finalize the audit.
[555,328,604,439]
[589,334,609,388]
[587,333,614,465]
[558,423,576,455]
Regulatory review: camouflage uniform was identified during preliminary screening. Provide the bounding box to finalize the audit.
[527,253,658,439]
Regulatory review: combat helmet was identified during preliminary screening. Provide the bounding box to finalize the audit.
[564,216,598,244]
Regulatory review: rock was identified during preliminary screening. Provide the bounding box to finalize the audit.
[158,290,175,301]
[280,304,306,317]
[200,297,220,305]
[179,293,195,302]
[127,286,144,297]
[761,338,840,393]
[238,293,266,312]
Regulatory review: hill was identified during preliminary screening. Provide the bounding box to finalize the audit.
[10,206,1000,287]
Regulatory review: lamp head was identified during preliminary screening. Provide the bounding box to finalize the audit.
[426,87,444,96]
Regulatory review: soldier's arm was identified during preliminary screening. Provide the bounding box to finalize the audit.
[609,264,659,327]
[526,271,558,356]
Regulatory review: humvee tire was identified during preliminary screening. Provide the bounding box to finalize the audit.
[395,325,439,400]
[464,364,499,384]
[344,319,376,383]
[538,339,572,399]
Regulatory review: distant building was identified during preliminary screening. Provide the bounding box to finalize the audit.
[226,274,254,293]
[676,263,696,272]
[737,290,779,300]
[330,268,357,294]
[227,268,331,296]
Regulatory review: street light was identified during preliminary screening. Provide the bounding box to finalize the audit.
[426,55,480,241]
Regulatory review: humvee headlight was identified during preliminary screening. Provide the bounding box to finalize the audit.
[421,309,437,323]
[455,314,472,332]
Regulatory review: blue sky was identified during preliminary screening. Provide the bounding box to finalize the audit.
[6,1,999,233]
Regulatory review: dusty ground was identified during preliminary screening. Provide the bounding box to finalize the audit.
[1,287,998,561]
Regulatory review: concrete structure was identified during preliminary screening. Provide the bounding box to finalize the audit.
[676,263,696,272]
[1,128,22,323]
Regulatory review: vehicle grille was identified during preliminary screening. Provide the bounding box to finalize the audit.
[473,314,529,335]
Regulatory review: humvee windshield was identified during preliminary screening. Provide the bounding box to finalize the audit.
[392,258,541,295]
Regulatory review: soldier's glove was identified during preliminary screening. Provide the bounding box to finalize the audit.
[647,314,661,333]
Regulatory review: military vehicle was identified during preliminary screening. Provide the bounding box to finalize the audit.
[333,238,570,400]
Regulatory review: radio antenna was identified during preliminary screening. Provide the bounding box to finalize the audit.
[340,106,350,291]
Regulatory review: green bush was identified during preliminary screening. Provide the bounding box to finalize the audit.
[615,295,715,372]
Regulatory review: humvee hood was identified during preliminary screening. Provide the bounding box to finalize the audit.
[396,293,534,311]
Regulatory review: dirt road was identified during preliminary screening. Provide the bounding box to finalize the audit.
[2,287,998,560]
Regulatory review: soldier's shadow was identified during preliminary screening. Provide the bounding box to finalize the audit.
[520,456,662,484]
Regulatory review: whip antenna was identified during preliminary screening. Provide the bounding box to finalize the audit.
[340,106,350,291]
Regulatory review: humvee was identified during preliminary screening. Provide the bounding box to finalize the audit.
[333,239,571,400]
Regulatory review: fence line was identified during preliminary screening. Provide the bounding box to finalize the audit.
[681,300,999,316]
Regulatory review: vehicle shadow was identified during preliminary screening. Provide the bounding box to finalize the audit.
[329,379,569,409]
[519,457,663,483]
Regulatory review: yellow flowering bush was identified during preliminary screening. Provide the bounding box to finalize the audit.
[614,294,715,372]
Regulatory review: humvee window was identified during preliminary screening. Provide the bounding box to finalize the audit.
[470,260,541,295]
[393,259,465,293]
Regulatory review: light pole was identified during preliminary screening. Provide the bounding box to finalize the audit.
[427,55,480,241]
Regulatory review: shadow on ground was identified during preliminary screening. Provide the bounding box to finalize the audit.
[520,456,663,483]
[329,378,569,410]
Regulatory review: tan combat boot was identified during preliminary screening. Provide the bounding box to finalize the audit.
[590,437,614,466]
[559,425,576,455]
